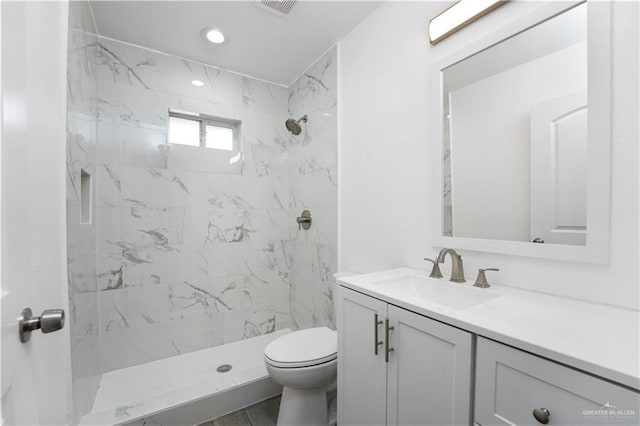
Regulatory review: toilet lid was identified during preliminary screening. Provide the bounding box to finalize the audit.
[264,327,337,368]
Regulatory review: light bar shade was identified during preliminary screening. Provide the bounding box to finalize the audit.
[429,0,506,45]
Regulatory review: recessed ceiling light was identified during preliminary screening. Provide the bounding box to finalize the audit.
[204,29,225,44]
[192,80,205,87]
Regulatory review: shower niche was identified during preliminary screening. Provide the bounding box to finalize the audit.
[80,169,92,225]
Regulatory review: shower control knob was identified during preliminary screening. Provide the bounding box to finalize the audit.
[296,210,312,230]
[18,307,65,343]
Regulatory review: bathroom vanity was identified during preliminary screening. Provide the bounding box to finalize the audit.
[336,268,640,426]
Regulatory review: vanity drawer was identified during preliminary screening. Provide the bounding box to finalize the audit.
[475,337,639,426]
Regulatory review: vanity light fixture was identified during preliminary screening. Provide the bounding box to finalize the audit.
[428,0,506,45]
[191,80,204,87]
[203,28,226,44]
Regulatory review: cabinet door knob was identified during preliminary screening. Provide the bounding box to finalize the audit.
[532,408,550,424]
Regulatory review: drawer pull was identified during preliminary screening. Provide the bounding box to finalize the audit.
[384,318,394,363]
[373,313,383,355]
[532,408,550,424]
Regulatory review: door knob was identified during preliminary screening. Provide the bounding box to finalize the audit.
[18,307,65,343]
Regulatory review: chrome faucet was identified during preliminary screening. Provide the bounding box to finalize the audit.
[436,248,466,283]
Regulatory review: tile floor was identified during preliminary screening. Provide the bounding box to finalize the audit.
[198,396,281,426]
[199,389,337,426]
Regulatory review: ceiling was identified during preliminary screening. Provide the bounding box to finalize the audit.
[90,1,382,86]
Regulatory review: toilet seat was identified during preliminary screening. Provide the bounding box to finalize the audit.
[264,327,337,368]
[265,352,337,369]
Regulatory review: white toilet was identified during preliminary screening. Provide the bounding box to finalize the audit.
[264,327,337,426]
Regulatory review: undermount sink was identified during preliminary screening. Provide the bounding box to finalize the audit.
[370,274,500,310]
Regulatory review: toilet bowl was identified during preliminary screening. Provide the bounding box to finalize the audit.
[264,327,337,426]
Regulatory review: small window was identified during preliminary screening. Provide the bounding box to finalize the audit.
[168,110,239,151]
[205,124,234,150]
[169,116,200,146]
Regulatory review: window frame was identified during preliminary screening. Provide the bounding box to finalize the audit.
[168,109,240,152]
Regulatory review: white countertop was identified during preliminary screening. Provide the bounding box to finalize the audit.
[338,268,640,391]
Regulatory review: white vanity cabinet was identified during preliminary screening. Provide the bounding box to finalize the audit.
[475,338,640,426]
[337,268,640,426]
[337,286,474,426]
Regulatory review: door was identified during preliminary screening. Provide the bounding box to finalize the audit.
[386,305,473,426]
[530,91,587,245]
[1,1,72,424]
[337,287,388,426]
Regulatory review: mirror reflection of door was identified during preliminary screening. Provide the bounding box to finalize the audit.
[442,3,588,246]
[530,91,587,245]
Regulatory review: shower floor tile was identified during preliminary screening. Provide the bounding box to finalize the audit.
[82,330,290,425]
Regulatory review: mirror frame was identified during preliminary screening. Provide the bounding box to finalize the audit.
[430,0,612,264]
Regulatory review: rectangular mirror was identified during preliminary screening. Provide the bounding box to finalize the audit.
[431,1,612,263]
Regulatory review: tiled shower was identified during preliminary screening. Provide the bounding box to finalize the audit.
[66,1,337,421]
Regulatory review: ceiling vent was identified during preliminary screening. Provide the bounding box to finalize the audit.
[256,0,298,17]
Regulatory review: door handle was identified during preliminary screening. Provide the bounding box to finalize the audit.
[385,318,394,363]
[18,307,65,343]
[374,313,383,355]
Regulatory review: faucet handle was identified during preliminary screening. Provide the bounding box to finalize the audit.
[424,258,443,279]
[473,268,499,288]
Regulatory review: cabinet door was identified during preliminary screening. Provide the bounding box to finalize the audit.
[337,287,388,426]
[386,305,473,426]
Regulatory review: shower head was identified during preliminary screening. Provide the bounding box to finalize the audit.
[285,114,308,136]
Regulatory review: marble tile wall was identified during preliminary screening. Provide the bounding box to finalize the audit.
[66,1,102,422]
[67,13,338,383]
[287,48,338,330]
[93,38,293,372]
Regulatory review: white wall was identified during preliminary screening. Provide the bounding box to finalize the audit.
[339,1,639,310]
